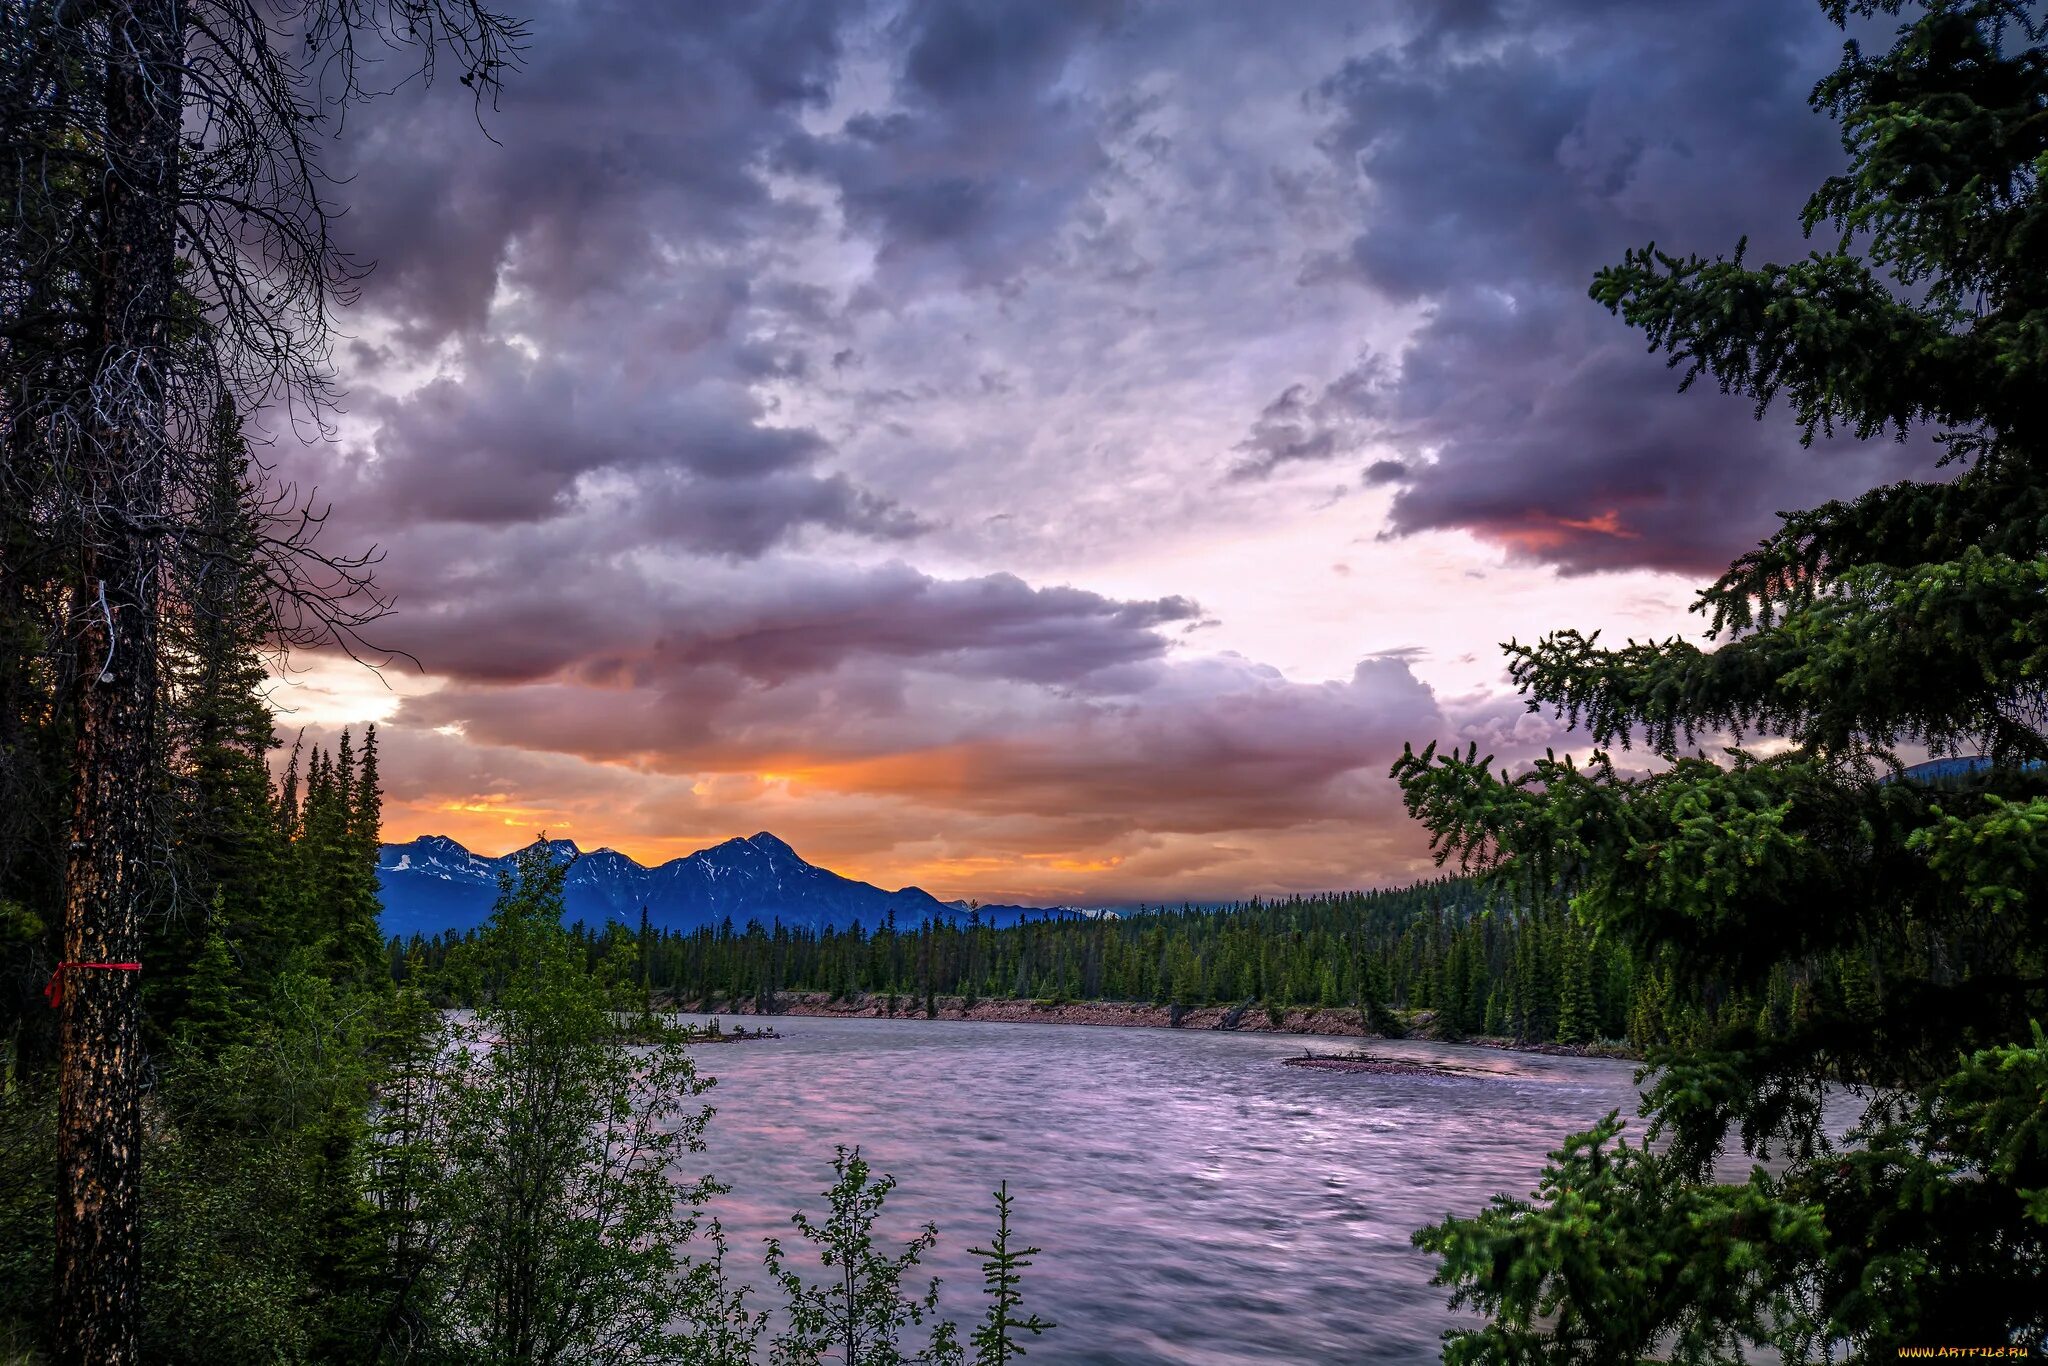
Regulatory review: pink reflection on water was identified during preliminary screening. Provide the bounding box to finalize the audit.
[664,1016,1660,1364]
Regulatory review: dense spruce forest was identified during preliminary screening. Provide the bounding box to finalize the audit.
[394,875,1867,1055]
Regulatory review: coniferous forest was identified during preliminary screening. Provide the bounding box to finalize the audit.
[393,879,1844,1056]
[5,0,2048,1362]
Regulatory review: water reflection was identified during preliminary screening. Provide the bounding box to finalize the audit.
[669,1015,1658,1363]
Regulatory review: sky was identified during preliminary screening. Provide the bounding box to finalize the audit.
[275,0,1933,905]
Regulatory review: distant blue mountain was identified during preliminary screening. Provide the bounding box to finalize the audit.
[1902,756,1994,783]
[377,832,1107,938]
[1898,755,2042,784]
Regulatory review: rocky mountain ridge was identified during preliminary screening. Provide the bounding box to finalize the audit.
[377,831,1107,937]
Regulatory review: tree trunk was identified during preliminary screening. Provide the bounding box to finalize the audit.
[56,2,181,1361]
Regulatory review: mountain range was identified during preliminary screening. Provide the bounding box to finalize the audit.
[376,831,1107,938]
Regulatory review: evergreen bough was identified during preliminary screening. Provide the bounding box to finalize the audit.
[1397,2,2048,1357]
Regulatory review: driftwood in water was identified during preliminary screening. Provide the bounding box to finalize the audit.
[1281,1050,1490,1079]
[1214,998,1259,1030]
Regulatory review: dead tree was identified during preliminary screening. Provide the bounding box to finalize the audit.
[50,5,183,1357]
[2,2,526,1360]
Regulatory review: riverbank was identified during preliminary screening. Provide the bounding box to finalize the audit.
[679,991,1636,1059]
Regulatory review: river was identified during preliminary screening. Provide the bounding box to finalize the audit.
[671,1013,1653,1363]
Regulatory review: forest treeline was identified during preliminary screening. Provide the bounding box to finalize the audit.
[391,873,1887,1055]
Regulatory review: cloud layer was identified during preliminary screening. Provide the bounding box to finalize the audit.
[279,0,1935,899]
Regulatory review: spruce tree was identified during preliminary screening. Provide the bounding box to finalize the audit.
[1398,2,2048,1355]
[339,727,386,983]
[1553,935,1592,1047]
[288,733,385,987]
[169,928,243,1061]
[156,401,283,1018]
[352,726,383,880]
[968,1182,1053,1366]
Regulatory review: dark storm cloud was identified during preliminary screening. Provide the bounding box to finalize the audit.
[374,556,1200,691]
[305,2,945,564]
[341,338,941,565]
[1259,0,1934,575]
[621,469,930,560]
[631,569,1200,687]
[308,0,1166,603]
[899,0,1123,102]
[772,0,1122,285]
[360,345,828,524]
[328,0,860,342]
[797,656,1452,834]
[1230,353,1390,480]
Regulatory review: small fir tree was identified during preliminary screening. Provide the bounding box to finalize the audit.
[967,1183,1053,1366]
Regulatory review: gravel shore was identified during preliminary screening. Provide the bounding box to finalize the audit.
[686,991,1635,1058]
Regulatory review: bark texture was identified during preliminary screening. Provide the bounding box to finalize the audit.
[55,2,181,1360]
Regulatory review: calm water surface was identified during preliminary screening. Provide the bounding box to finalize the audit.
[670,1015,1651,1364]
